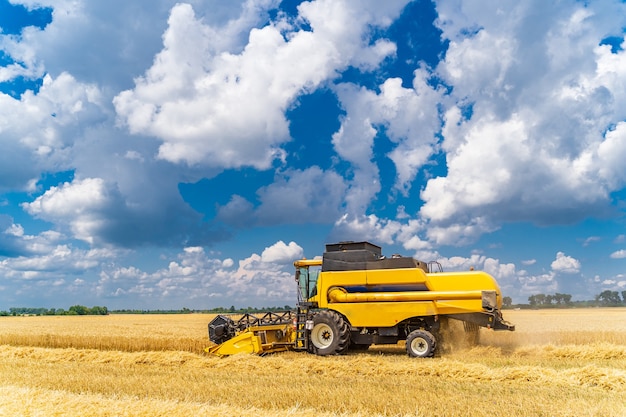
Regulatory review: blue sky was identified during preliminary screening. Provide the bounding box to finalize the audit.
[1,0,626,310]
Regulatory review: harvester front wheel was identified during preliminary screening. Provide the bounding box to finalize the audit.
[310,310,350,355]
[406,329,436,358]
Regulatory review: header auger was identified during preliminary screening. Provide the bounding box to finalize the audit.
[205,311,296,356]
[206,241,514,357]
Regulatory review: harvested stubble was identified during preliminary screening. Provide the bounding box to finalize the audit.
[0,309,625,417]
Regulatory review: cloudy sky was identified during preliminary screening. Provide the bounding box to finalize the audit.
[1,0,625,310]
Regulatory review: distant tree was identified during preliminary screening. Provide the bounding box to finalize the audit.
[562,294,572,305]
[90,306,109,315]
[529,294,548,306]
[9,307,50,316]
[622,291,626,304]
[69,305,89,315]
[597,290,621,305]
[502,296,512,308]
[527,293,573,307]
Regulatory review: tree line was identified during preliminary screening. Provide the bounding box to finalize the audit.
[0,305,109,316]
[594,290,626,305]
[527,293,573,306]
[110,305,294,314]
[501,290,626,308]
[0,305,294,316]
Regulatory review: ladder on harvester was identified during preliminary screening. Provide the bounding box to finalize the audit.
[294,304,310,351]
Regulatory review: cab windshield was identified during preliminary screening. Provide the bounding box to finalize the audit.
[296,266,320,301]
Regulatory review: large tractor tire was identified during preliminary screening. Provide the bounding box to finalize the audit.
[310,310,350,356]
[406,329,436,358]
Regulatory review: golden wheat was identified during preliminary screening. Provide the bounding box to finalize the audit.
[0,314,209,352]
[0,308,625,416]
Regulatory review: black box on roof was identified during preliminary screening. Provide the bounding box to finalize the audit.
[322,259,368,272]
[323,249,380,263]
[321,256,428,272]
[321,242,428,272]
[324,241,382,255]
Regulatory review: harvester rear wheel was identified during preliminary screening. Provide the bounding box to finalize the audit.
[406,329,436,358]
[310,310,350,355]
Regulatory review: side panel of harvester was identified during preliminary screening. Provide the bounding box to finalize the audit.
[297,241,514,357]
[312,268,503,328]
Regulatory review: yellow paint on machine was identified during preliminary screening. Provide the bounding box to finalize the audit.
[303,262,504,328]
[205,323,295,357]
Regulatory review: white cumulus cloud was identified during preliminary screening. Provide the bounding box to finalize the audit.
[22,178,118,244]
[551,251,581,274]
[261,241,303,264]
[416,0,626,244]
[333,67,443,214]
[114,0,409,169]
[610,249,626,259]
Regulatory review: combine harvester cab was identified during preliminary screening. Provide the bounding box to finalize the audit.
[207,241,514,357]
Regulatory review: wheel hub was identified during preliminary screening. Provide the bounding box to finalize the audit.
[411,337,428,354]
[311,323,334,348]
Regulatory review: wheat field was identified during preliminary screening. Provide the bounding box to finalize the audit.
[1,309,625,417]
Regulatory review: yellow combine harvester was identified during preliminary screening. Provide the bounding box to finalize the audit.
[207,241,514,357]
